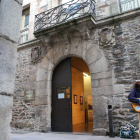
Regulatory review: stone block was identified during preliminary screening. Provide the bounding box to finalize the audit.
[31,96,48,105]
[89,57,108,73]
[35,105,50,131]
[91,79,100,88]
[36,68,47,81]
[92,86,113,96]
[0,95,13,140]
[0,0,22,42]
[93,96,108,129]
[91,71,112,80]
[93,128,108,136]
[46,71,53,81]
[122,102,132,108]
[0,38,17,94]
[29,75,36,82]
[70,34,83,56]
[35,89,47,97]
[46,81,52,96]
[131,119,139,125]
[46,49,54,64]
[35,81,47,90]
[100,78,112,86]
[114,49,121,54]
[113,85,124,94]
[41,57,50,70]
[85,45,102,65]
[53,44,65,64]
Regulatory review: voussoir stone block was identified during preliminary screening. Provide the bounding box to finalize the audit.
[85,45,102,65]
[36,68,48,81]
[0,95,13,140]
[89,57,109,73]
[35,81,47,90]
[35,89,47,97]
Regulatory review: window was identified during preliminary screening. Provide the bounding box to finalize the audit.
[120,0,140,12]
[19,7,30,44]
[25,14,29,27]
[58,0,62,5]
[22,8,30,29]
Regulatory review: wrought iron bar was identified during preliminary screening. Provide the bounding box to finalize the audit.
[120,0,140,12]
[34,0,96,32]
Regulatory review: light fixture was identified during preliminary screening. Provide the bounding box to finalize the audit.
[83,72,89,77]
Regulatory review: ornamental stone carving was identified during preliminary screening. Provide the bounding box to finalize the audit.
[31,47,41,63]
[31,45,47,63]
[99,27,115,47]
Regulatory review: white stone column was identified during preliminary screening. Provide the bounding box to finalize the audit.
[0,0,22,139]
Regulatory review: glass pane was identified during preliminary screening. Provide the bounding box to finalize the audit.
[25,14,29,27]
[57,87,66,99]
[58,93,65,99]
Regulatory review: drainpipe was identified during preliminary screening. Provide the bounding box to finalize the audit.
[108,105,115,137]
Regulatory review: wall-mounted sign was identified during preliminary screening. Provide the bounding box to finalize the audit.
[57,87,70,99]
[24,89,35,101]
[58,93,65,99]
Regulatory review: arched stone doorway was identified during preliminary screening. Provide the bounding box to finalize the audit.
[51,56,93,133]
[37,31,114,134]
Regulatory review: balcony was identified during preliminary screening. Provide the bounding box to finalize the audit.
[34,0,96,32]
[18,28,29,44]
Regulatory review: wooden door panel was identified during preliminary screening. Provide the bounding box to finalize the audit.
[52,57,72,132]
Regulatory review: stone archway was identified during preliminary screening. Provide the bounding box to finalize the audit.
[36,29,114,134]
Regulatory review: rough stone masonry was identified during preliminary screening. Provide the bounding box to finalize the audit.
[0,0,22,139]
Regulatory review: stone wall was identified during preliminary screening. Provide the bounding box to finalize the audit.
[12,13,140,135]
[0,0,22,139]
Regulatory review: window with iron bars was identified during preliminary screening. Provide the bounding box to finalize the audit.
[119,0,140,12]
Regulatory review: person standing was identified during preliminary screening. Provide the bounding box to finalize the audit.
[128,80,140,139]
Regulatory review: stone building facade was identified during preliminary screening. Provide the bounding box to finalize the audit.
[12,0,140,135]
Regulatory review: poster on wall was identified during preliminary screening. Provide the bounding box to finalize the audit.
[24,89,35,101]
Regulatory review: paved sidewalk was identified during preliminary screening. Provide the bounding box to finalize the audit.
[10,131,139,140]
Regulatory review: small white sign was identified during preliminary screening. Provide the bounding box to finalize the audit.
[24,89,35,101]
[58,93,64,99]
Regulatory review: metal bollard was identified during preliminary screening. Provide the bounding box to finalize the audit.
[108,105,115,137]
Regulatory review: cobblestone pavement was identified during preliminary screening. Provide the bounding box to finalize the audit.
[10,131,139,140]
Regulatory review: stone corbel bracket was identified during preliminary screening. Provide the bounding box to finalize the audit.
[99,27,116,47]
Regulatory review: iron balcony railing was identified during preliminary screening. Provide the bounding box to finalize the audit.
[120,0,140,12]
[34,0,96,32]
[19,28,29,44]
